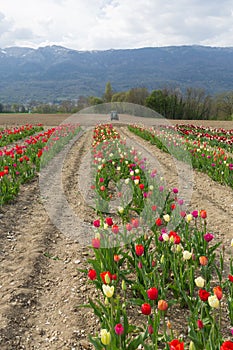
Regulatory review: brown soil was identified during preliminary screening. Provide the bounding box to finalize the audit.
[0,114,70,127]
[0,114,232,349]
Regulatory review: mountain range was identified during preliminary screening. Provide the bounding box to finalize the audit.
[1,45,233,103]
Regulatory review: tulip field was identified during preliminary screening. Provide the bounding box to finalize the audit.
[0,114,232,350]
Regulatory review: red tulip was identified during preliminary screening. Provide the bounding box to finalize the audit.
[100,271,112,284]
[168,339,184,350]
[147,287,158,300]
[141,303,151,315]
[148,325,153,334]
[105,217,113,226]
[198,289,210,302]
[155,218,162,226]
[126,223,132,231]
[131,218,139,228]
[220,341,233,350]
[228,275,233,283]
[112,224,119,234]
[200,209,207,219]
[197,319,204,329]
[135,244,144,256]
[93,219,100,227]
[88,269,97,280]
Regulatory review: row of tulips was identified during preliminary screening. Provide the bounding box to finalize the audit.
[82,124,233,349]
[0,124,81,205]
[128,125,233,188]
[175,124,233,150]
[0,124,44,147]
[92,123,120,147]
[160,124,233,156]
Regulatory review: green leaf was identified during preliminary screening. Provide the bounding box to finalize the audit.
[89,336,103,349]
[128,335,144,350]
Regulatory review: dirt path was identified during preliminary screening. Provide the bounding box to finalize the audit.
[0,130,97,350]
[0,123,233,349]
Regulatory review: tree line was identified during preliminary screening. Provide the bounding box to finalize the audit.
[1,82,233,120]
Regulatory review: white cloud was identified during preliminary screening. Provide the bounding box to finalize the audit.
[0,0,233,49]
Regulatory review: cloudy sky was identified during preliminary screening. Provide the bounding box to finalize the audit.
[0,0,233,50]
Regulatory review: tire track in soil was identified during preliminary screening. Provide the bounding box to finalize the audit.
[0,179,58,349]
[121,127,233,260]
[0,130,97,350]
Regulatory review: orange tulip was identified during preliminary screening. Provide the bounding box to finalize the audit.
[200,210,207,219]
[213,286,223,300]
[158,299,168,311]
[199,256,208,266]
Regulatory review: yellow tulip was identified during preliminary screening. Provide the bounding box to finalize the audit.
[208,295,220,309]
[163,214,170,222]
[183,250,192,260]
[195,276,205,288]
[186,214,193,223]
[102,284,114,298]
[100,329,111,345]
[189,341,196,350]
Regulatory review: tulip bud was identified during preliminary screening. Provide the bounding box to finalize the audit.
[105,273,111,284]
[114,254,120,262]
[169,235,175,243]
[118,206,124,214]
[121,280,127,291]
[197,320,204,329]
[148,325,153,334]
[95,231,100,239]
[176,244,182,253]
[189,341,196,350]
